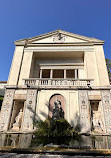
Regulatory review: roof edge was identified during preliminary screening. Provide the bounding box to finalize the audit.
[14,29,105,45]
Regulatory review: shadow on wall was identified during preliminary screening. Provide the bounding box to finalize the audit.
[0,96,3,111]
[70,113,82,132]
[27,101,82,133]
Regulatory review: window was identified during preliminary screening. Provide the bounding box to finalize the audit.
[53,70,64,78]
[66,70,75,78]
[42,69,50,78]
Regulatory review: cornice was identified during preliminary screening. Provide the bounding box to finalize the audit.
[24,45,94,52]
[15,42,104,48]
[14,29,105,46]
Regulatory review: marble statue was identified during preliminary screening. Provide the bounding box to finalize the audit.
[12,109,23,131]
[52,97,64,120]
[92,111,104,132]
[15,109,23,125]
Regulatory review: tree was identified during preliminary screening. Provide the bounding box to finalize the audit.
[106,58,111,82]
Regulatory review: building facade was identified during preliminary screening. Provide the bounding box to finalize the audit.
[0,29,111,134]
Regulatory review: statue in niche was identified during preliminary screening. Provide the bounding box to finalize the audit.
[52,97,64,120]
[15,109,23,125]
[12,109,23,131]
[92,111,104,132]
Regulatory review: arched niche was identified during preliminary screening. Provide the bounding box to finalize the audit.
[49,94,65,118]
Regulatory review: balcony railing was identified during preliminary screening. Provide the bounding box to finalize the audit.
[23,78,94,88]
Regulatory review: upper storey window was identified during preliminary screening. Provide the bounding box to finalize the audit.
[53,70,64,78]
[40,69,78,79]
[42,70,50,78]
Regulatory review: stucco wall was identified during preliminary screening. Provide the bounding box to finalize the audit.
[94,45,109,86]
[8,46,24,85]
[84,51,99,86]
[36,90,79,128]
[18,51,33,85]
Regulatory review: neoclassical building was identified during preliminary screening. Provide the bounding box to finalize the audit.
[0,29,111,134]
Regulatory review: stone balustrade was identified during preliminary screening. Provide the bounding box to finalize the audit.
[23,78,94,88]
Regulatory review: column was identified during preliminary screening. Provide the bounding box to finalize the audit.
[64,70,66,85]
[64,69,66,79]
[50,69,53,79]
[40,69,42,78]
[75,69,77,79]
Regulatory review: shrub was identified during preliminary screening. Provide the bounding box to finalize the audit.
[34,118,77,138]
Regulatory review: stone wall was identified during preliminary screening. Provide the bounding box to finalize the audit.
[0,89,15,131]
[22,89,37,131]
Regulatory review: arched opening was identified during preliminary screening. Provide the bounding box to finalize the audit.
[49,94,65,119]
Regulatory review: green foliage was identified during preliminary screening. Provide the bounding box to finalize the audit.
[0,96,3,101]
[34,118,76,138]
[106,58,111,82]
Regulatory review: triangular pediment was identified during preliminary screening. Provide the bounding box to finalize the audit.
[14,29,104,45]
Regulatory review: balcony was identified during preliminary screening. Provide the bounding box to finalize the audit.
[23,78,94,89]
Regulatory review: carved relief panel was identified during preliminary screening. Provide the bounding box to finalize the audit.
[22,90,37,131]
[101,90,111,133]
[0,89,15,131]
[78,90,90,132]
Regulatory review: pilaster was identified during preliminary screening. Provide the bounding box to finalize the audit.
[0,89,15,131]
[8,46,24,85]
[18,51,33,85]
[22,89,37,132]
[101,90,111,133]
[78,90,91,133]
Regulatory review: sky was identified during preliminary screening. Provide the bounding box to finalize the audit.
[0,0,111,81]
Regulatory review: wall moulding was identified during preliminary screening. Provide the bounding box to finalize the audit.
[14,94,26,100]
[24,46,94,52]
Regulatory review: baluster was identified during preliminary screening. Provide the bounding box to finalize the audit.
[74,80,76,86]
[87,80,90,87]
[64,79,67,85]
[71,80,73,85]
